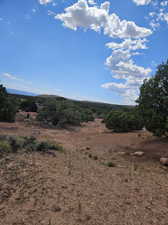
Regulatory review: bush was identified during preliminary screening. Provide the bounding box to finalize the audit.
[105,110,143,132]
[36,141,63,152]
[0,84,18,122]
[80,109,94,122]
[20,99,37,112]
[105,161,116,167]
[137,61,168,137]
[0,135,63,155]
[37,100,94,128]
[0,141,12,155]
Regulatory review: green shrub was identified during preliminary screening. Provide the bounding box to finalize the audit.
[37,100,94,128]
[80,109,94,122]
[20,99,37,112]
[0,84,18,122]
[105,162,116,167]
[105,110,143,132]
[137,61,168,137]
[36,141,63,152]
[0,141,12,154]
[0,135,63,155]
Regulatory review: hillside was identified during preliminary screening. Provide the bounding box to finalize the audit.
[9,92,133,117]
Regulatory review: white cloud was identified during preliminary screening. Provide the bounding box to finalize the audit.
[55,0,152,104]
[158,10,168,23]
[132,0,152,5]
[105,39,151,79]
[56,0,152,39]
[161,1,168,6]
[102,50,151,103]
[149,20,160,29]
[106,38,148,51]
[38,0,53,5]
[1,73,32,84]
[88,0,96,5]
[2,73,20,80]
[147,1,168,29]
[102,38,151,104]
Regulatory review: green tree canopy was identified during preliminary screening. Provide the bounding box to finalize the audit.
[0,84,18,122]
[37,99,94,128]
[105,109,143,132]
[137,60,168,136]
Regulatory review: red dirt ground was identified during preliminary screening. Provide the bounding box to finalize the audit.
[0,119,168,225]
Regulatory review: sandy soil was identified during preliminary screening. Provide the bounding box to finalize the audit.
[0,119,168,225]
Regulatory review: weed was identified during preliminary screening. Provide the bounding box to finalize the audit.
[93,156,98,160]
[0,140,12,155]
[88,153,92,158]
[0,135,63,155]
[104,161,116,167]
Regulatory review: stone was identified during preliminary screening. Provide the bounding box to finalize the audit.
[132,151,144,156]
[51,205,61,212]
[160,157,168,166]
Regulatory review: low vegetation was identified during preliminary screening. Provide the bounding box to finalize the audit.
[1,61,168,135]
[105,109,144,132]
[20,98,38,112]
[104,161,116,167]
[36,99,94,128]
[137,61,168,137]
[8,91,131,125]
[0,135,63,156]
[0,85,18,122]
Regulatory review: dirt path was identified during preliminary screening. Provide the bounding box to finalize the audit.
[0,120,168,225]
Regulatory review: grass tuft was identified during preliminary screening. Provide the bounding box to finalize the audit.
[0,135,63,156]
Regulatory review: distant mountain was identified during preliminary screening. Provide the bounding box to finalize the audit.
[7,88,37,96]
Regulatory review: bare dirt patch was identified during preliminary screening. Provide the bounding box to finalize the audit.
[0,119,168,225]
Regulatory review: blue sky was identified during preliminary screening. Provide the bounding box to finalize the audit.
[0,0,168,104]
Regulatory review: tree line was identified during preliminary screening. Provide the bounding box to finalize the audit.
[1,60,168,136]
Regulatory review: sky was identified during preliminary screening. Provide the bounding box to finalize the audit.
[0,0,168,105]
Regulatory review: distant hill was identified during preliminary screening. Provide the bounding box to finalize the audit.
[8,89,133,116]
[7,88,37,96]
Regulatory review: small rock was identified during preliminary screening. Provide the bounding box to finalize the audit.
[132,151,144,156]
[51,205,61,212]
[118,151,126,155]
[160,157,168,166]
[86,147,90,150]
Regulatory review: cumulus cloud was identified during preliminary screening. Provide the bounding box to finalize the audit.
[160,1,168,6]
[102,41,151,103]
[132,0,152,5]
[56,0,152,104]
[56,0,152,39]
[88,0,97,5]
[106,38,148,51]
[38,0,53,5]
[157,9,168,23]
[147,1,168,30]
[103,38,151,103]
